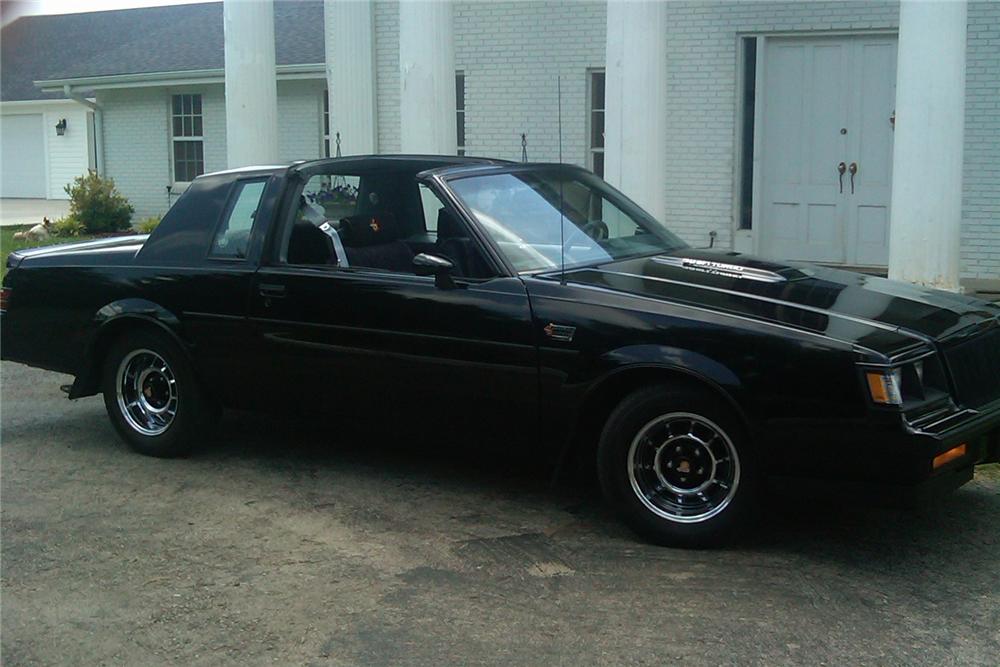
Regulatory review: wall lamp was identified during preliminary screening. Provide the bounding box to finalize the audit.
[55,118,67,136]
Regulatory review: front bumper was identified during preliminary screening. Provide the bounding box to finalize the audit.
[766,398,1000,504]
[904,398,1000,473]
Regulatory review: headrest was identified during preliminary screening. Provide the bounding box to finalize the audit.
[288,221,334,265]
[339,212,400,247]
[436,208,465,240]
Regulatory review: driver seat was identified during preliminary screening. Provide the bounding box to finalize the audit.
[435,208,492,279]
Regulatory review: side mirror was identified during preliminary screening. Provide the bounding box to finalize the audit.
[412,252,457,288]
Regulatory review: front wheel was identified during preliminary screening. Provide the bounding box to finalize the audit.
[101,329,211,458]
[598,385,758,547]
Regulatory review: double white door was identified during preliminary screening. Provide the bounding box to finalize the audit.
[758,35,897,266]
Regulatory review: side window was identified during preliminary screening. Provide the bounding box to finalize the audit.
[301,174,360,221]
[418,183,446,233]
[211,179,267,258]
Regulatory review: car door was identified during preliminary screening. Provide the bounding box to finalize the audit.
[134,173,276,411]
[248,176,539,445]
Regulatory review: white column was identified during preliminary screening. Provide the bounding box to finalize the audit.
[223,0,279,168]
[888,0,967,291]
[399,0,456,155]
[603,0,668,223]
[325,0,378,155]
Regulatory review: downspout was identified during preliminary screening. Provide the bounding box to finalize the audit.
[64,84,104,176]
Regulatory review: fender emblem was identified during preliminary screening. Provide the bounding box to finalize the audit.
[543,323,576,342]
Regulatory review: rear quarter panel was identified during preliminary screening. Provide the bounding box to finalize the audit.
[2,261,250,379]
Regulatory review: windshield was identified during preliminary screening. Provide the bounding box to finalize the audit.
[447,168,687,273]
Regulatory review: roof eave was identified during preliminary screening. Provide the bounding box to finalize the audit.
[36,63,325,94]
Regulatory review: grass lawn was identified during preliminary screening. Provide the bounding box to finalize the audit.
[0,225,96,281]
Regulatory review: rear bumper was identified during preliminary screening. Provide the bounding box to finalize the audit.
[0,310,77,374]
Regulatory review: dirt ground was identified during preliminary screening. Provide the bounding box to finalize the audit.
[2,361,998,666]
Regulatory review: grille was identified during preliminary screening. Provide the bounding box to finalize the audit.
[943,325,1000,409]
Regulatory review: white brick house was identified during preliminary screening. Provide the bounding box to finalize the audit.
[96,79,327,218]
[8,0,999,290]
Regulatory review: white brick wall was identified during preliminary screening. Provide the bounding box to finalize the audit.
[375,0,607,162]
[100,79,325,219]
[198,85,227,175]
[962,1,1000,280]
[96,1,999,278]
[277,79,327,162]
[374,0,401,153]
[99,87,172,219]
[454,1,606,165]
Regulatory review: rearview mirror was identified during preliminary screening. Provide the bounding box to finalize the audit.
[412,253,457,288]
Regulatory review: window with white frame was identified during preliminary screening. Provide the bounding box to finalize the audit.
[323,90,331,157]
[456,71,466,156]
[587,70,605,178]
[171,93,204,183]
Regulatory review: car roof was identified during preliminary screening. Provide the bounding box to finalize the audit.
[198,155,548,184]
[419,161,590,181]
[291,154,514,176]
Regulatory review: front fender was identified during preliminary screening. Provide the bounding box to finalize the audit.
[601,344,743,394]
[584,343,754,430]
[69,299,189,398]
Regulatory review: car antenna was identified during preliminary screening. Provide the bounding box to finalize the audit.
[558,75,566,285]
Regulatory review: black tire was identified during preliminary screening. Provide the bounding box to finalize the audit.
[101,328,211,458]
[597,384,758,548]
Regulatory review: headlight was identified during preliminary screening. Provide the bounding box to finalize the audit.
[866,368,903,405]
[863,354,948,407]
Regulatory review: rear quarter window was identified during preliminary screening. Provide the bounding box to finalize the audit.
[211,179,268,258]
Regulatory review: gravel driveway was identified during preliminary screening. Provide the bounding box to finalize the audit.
[2,361,998,666]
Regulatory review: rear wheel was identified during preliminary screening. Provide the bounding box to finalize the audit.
[101,329,210,458]
[598,385,758,547]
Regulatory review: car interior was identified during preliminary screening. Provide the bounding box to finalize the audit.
[285,171,495,279]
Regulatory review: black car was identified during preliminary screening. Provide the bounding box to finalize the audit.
[3,155,998,547]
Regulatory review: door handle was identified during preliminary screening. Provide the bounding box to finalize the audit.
[837,162,847,193]
[849,162,858,194]
[259,283,287,299]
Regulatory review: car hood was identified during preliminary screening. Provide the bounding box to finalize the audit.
[566,249,1000,351]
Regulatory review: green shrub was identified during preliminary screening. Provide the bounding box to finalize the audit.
[64,171,134,234]
[136,216,162,234]
[51,216,86,237]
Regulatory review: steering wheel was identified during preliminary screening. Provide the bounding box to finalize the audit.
[562,220,609,251]
[584,220,609,240]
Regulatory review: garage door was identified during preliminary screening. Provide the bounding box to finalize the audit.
[1,114,46,199]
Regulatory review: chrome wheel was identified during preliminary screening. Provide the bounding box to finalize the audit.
[116,348,178,436]
[627,412,740,524]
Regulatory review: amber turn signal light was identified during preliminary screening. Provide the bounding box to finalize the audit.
[866,370,902,405]
[933,443,967,469]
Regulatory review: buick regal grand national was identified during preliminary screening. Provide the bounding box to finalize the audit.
[3,156,998,547]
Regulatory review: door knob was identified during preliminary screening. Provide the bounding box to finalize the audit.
[837,162,847,193]
[848,162,858,194]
